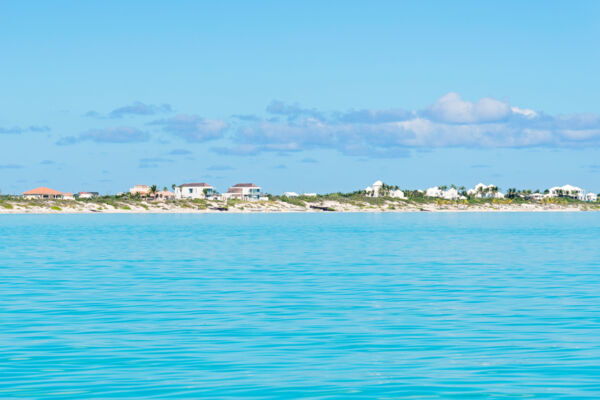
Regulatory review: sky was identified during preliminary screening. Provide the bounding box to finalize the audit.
[1,0,599,195]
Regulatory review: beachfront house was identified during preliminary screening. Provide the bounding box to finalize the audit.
[547,185,584,199]
[585,193,598,202]
[63,193,75,200]
[283,192,299,197]
[22,187,65,199]
[303,193,317,197]
[78,192,99,199]
[467,183,504,199]
[156,190,175,200]
[365,180,406,199]
[175,183,216,199]
[223,183,263,201]
[130,185,150,196]
[425,186,461,200]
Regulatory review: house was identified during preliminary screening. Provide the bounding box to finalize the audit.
[63,193,75,200]
[283,192,299,197]
[585,193,598,202]
[156,190,175,200]
[303,193,317,197]
[365,180,384,197]
[223,183,262,201]
[78,192,99,199]
[525,192,544,201]
[425,186,460,200]
[130,185,150,196]
[22,187,64,199]
[547,185,584,199]
[365,180,405,198]
[467,183,504,199]
[175,183,216,199]
[389,189,406,199]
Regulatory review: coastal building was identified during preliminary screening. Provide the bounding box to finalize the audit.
[425,186,461,200]
[78,192,99,199]
[63,193,75,200]
[585,193,598,202]
[283,192,299,197]
[547,185,584,199]
[467,183,504,199]
[365,180,405,198]
[303,193,317,197]
[223,183,263,201]
[175,183,216,199]
[525,193,545,201]
[22,187,64,199]
[130,185,150,196]
[156,190,175,200]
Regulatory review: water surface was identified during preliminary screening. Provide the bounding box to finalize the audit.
[1,213,599,398]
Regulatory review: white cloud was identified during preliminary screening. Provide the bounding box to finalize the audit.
[152,114,228,142]
[427,92,511,123]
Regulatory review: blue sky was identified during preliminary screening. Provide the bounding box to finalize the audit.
[1,1,599,195]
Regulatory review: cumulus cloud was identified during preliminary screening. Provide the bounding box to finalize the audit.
[214,93,600,157]
[0,164,23,169]
[0,125,50,134]
[57,126,149,145]
[85,102,173,119]
[151,114,228,142]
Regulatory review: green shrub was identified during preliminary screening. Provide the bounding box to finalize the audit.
[51,206,62,211]
[0,202,13,209]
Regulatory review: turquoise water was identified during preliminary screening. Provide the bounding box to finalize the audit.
[1,213,599,399]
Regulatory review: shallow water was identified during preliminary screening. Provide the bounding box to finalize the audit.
[1,213,599,399]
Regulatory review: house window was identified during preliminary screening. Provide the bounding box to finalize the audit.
[189,188,193,194]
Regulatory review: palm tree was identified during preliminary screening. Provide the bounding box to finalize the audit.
[150,185,158,199]
[171,184,176,191]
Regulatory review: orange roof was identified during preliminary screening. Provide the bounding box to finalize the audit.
[23,187,63,195]
[63,193,73,196]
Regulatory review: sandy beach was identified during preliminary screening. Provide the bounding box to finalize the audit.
[1,198,597,214]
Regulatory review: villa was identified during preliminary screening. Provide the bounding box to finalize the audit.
[365,180,406,199]
[22,187,65,199]
[156,190,175,200]
[467,183,504,199]
[78,192,99,199]
[283,192,299,197]
[63,193,75,200]
[547,185,584,199]
[425,186,461,200]
[130,185,150,196]
[223,183,263,201]
[175,183,215,199]
[585,193,598,202]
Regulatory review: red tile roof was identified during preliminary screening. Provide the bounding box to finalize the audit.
[23,187,63,195]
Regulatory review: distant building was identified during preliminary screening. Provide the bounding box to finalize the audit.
[425,186,461,200]
[78,192,99,199]
[547,185,584,199]
[283,192,299,197]
[22,187,64,199]
[223,183,262,201]
[303,193,317,197]
[130,185,150,196]
[156,190,175,200]
[467,183,504,199]
[175,183,215,199]
[585,193,598,202]
[365,180,405,199]
[63,193,75,200]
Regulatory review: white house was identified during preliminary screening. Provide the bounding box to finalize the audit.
[467,183,504,199]
[365,180,405,198]
[303,193,317,197]
[585,193,598,202]
[389,189,406,199]
[78,192,99,199]
[175,183,216,199]
[283,192,299,197]
[63,192,75,200]
[425,186,460,200]
[130,185,150,196]
[547,185,584,199]
[223,183,263,201]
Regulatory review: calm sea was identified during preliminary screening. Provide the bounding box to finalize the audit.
[1,213,599,399]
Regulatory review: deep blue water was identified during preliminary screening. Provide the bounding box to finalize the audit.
[1,213,599,399]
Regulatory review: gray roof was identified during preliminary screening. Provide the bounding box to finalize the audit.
[179,183,212,188]
[231,183,259,188]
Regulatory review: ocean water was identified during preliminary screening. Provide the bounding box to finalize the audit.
[1,213,599,399]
